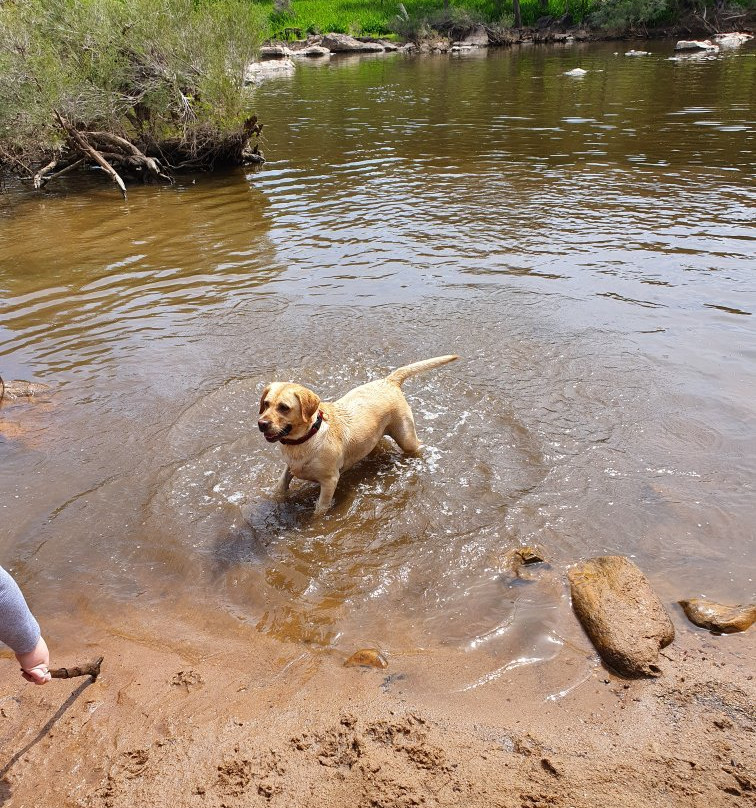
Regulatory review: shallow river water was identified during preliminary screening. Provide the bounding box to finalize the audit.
[1,41,754,695]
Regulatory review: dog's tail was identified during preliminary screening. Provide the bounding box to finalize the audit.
[386,355,459,386]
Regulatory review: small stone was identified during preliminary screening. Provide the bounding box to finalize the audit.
[492,545,548,581]
[344,649,388,669]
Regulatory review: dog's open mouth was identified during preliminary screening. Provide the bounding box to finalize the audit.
[264,425,292,443]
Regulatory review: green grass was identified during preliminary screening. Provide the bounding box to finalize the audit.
[256,0,597,39]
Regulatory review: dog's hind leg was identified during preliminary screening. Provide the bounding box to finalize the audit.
[386,412,420,453]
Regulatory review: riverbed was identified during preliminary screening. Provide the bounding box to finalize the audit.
[1,40,754,705]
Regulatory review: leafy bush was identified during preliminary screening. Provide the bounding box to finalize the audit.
[0,0,266,171]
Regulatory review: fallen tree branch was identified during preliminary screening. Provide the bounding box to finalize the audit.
[86,130,142,155]
[54,111,128,200]
[37,158,86,187]
[87,132,173,183]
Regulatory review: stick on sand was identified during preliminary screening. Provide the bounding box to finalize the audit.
[49,656,103,682]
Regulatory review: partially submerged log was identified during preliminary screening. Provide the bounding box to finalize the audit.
[679,599,756,634]
[568,555,674,678]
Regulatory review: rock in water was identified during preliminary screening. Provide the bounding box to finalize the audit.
[245,59,295,84]
[678,599,756,634]
[568,555,674,678]
[674,40,719,52]
[321,33,384,53]
[713,32,753,48]
[344,649,388,669]
[564,68,588,77]
[0,379,51,401]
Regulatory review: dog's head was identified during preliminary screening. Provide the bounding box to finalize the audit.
[257,382,321,443]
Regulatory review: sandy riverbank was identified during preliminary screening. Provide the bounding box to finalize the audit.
[1,599,753,808]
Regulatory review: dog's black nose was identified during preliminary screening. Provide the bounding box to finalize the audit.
[258,420,270,432]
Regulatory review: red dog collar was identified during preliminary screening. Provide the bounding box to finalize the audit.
[280,411,324,446]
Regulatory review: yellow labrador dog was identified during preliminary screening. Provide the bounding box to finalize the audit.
[258,355,458,513]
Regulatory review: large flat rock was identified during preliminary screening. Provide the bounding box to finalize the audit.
[568,555,674,678]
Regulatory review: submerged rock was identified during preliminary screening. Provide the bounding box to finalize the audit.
[564,68,587,77]
[490,545,548,582]
[679,599,756,634]
[625,50,650,57]
[568,555,674,678]
[344,649,388,669]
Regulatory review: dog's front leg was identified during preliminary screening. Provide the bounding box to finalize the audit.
[274,466,293,498]
[314,474,339,514]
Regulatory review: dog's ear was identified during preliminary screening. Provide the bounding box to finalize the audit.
[294,387,320,421]
[259,385,271,415]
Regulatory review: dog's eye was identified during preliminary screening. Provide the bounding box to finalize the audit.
[277,403,291,413]
[261,400,269,410]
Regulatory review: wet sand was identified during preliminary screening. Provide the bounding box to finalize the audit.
[1,601,754,808]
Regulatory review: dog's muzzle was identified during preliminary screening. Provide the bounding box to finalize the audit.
[258,421,292,443]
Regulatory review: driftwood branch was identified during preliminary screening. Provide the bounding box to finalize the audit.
[54,111,127,200]
[33,158,58,189]
[49,656,103,681]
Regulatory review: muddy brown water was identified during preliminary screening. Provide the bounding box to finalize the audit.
[1,42,754,696]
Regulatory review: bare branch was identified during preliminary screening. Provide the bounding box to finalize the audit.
[54,111,127,200]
